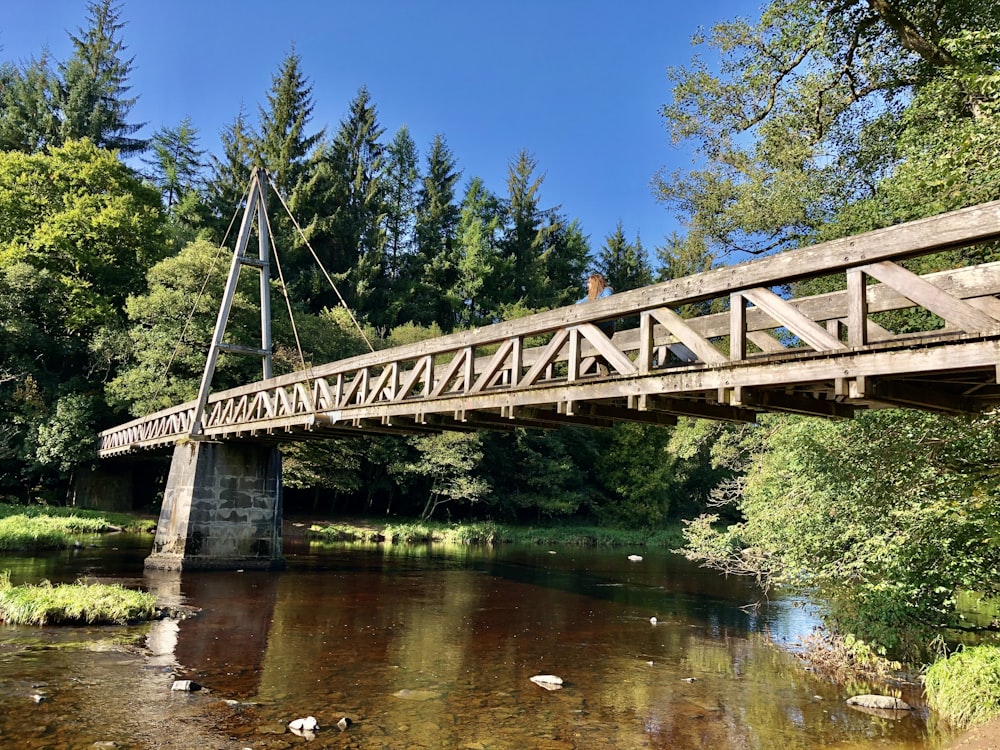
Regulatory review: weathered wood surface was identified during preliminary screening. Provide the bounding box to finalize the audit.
[99,201,1000,457]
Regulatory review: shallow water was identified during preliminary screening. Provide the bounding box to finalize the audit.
[0,532,959,749]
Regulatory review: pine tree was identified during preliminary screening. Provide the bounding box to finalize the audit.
[145,116,205,209]
[596,222,653,293]
[500,150,551,309]
[206,106,256,236]
[453,177,503,327]
[58,0,145,155]
[383,126,419,283]
[322,87,387,322]
[0,55,61,153]
[410,134,462,330]
[257,47,324,196]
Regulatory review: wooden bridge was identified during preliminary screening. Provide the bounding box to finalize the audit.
[100,199,1000,460]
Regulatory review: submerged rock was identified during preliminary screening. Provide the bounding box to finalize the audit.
[393,688,440,701]
[846,694,911,710]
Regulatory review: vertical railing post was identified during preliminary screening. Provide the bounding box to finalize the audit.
[639,311,654,374]
[568,328,581,381]
[848,268,868,347]
[730,293,747,361]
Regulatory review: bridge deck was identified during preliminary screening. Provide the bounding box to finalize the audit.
[99,201,1000,457]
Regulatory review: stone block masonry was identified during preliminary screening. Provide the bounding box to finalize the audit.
[144,441,285,571]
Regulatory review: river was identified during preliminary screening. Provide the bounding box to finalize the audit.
[0,528,960,749]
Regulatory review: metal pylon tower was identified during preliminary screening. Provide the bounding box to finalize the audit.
[190,167,274,436]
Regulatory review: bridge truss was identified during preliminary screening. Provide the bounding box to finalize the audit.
[99,200,1000,458]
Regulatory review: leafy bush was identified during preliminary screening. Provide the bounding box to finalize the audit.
[925,646,1000,730]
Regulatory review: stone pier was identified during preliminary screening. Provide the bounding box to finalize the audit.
[144,441,284,571]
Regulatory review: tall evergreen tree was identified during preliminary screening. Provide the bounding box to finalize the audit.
[383,125,419,283]
[257,47,324,196]
[596,222,653,293]
[452,177,503,328]
[145,116,205,209]
[322,87,387,322]
[500,150,551,309]
[206,105,256,237]
[58,0,145,155]
[409,134,462,330]
[0,55,61,153]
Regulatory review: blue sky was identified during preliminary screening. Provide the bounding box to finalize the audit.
[2,0,754,256]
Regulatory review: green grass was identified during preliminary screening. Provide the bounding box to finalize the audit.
[924,645,1000,729]
[0,571,157,626]
[309,519,684,548]
[0,503,155,552]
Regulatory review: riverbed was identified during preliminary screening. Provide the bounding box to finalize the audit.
[0,528,959,749]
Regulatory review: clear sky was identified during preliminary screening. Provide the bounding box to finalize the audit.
[1,0,754,256]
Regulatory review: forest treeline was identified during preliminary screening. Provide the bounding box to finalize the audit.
[3,0,1000,659]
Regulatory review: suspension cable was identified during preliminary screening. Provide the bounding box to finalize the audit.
[261,200,308,372]
[264,173,375,353]
[152,182,252,403]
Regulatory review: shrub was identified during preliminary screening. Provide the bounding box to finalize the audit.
[924,646,1000,729]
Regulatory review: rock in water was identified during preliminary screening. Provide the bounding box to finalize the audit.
[627,554,643,562]
[289,716,319,731]
[337,717,352,731]
[530,674,564,691]
[846,695,911,710]
[171,680,201,692]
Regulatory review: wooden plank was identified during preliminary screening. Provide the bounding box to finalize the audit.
[742,287,846,352]
[576,323,638,375]
[741,390,856,419]
[647,307,728,365]
[848,268,868,347]
[519,329,570,387]
[470,339,515,394]
[862,261,1000,333]
[730,293,747,361]
[429,347,472,398]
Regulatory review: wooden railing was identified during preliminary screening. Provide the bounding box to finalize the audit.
[99,200,1000,457]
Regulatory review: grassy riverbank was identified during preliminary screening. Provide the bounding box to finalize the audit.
[304,518,685,548]
[0,503,155,552]
[0,571,157,625]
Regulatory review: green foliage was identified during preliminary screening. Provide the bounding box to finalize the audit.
[682,411,1000,656]
[0,502,153,532]
[657,0,1000,259]
[145,116,205,210]
[390,432,489,520]
[59,0,145,155]
[925,646,1000,729]
[308,518,685,548]
[0,578,156,625]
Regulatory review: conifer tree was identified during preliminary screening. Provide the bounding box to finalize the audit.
[453,177,503,327]
[206,106,256,236]
[322,87,387,322]
[596,222,653,293]
[0,56,61,153]
[58,0,145,155]
[257,47,324,197]
[383,125,419,283]
[145,116,205,209]
[409,134,462,329]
